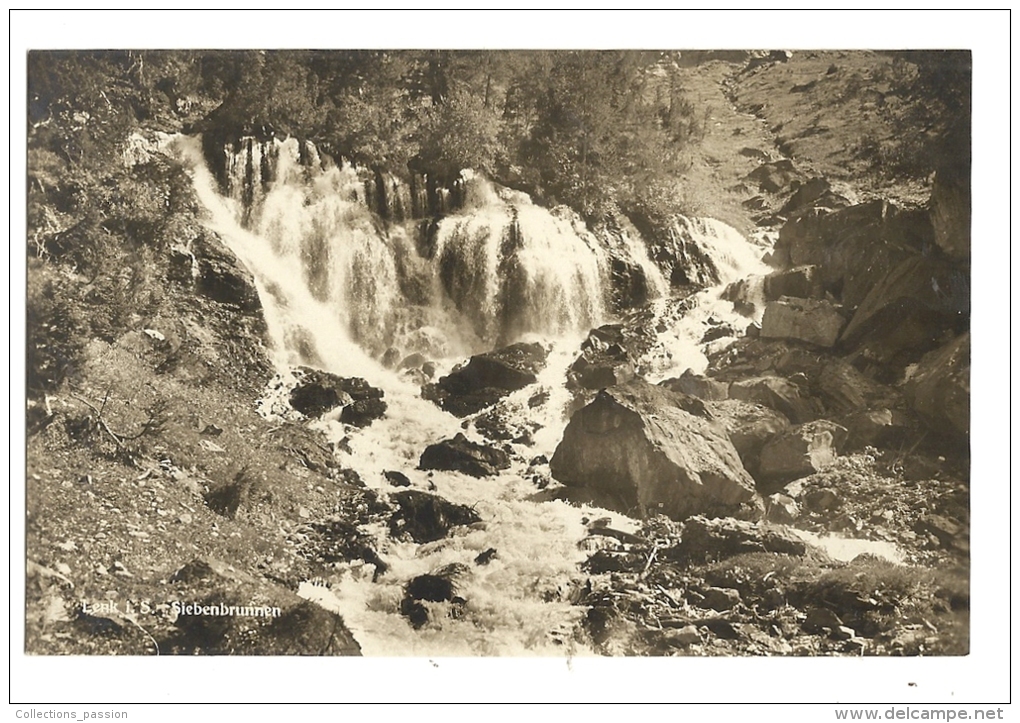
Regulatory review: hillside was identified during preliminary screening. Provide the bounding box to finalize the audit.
[25,50,970,659]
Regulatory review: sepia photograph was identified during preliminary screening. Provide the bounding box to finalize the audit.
[12,8,1011,712]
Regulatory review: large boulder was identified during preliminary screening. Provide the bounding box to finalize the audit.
[757,420,848,490]
[763,265,825,301]
[424,342,548,416]
[840,256,969,368]
[419,433,511,478]
[388,490,482,543]
[567,323,657,391]
[903,333,969,445]
[728,375,824,424]
[706,400,791,476]
[290,368,386,425]
[550,380,761,520]
[771,201,934,309]
[761,297,846,348]
[659,370,729,401]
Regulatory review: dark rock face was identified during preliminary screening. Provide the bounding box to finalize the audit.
[424,342,548,417]
[840,256,969,368]
[903,333,970,445]
[164,557,361,655]
[550,380,760,521]
[341,398,387,427]
[419,433,511,478]
[761,297,846,348]
[388,490,482,544]
[191,234,262,314]
[289,368,387,424]
[771,201,936,310]
[758,420,848,489]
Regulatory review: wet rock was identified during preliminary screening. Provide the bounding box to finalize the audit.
[297,518,389,579]
[474,548,498,566]
[758,420,847,489]
[729,375,824,424]
[425,342,548,416]
[340,397,387,427]
[706,400,790,475]
[290,368,384,420]
[383,470,411,488]
[474,405,538,445]
[419,433,511,478]
[568,325,639,391]
[761,297,846,348]
[400,564,469,629]
[763,265,824,301]
[388,490,482,544]
[192,233,262,314]
[665,516,808,564]
[550,381,760,521]
[659,370,729,401]
[903,333,969,445]
[165,557,361,655]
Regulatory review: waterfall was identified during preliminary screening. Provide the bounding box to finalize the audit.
[178,135,634,369]
[642,216,772,382]
[171,133,768,655]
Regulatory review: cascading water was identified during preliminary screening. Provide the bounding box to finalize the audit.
[641,216,772,382]
[172,133,771,655]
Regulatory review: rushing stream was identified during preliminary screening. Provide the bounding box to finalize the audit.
[174,134,796,655]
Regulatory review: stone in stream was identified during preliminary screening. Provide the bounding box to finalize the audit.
[423,342,548,417]
[419,433,511,478]
[567,325,640,391]
[400,563,469,629]
[388,490,482,544]
[289,367,386,424]
[550,380,761,521]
